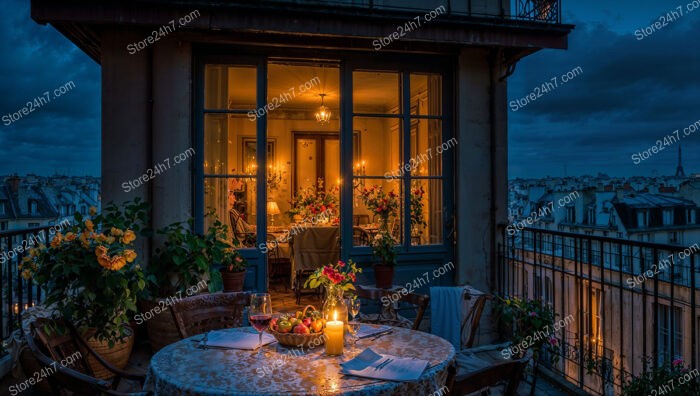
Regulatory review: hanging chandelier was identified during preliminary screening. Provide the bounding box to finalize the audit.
[315,93,331,125]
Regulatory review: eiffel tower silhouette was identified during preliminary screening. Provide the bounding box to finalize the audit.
[676,145,686,177]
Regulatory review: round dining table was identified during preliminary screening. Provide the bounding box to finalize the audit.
[144,326,455,395]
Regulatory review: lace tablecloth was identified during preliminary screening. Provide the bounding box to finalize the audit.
[144,326,455,395]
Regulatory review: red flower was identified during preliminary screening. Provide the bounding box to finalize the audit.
[349,273,356,282]
[338,260,345,268]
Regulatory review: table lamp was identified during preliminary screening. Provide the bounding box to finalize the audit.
[267,201,280,227]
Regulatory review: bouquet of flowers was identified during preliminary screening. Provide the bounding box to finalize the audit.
[304,260,362,292]
[370,231,398,266]
[410,182,426,239]
[358,185,399,230]
[289,178,339,219]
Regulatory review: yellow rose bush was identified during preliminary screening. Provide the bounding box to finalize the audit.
[22,199,150,345]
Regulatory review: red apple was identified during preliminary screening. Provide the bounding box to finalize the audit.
[303,317,312,327]
[293,324,310,334]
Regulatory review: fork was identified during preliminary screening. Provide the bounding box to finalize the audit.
[375,358,393,371]
[198,331,210,350]
[370,330,393,341]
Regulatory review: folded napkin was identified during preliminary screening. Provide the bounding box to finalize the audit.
[356,324,392,339]
[201,330,275,350]
[340,348,428,382]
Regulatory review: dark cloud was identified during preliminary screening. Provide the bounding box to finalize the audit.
[510,5,700,178]
[0,0,100,176]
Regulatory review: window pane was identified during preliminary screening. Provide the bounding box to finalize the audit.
[204,65,256,111]
[353,117,402,178]
[267,63,339,120]
[410,120,443,176]
[352,178,403,246]
[353,71,401,114]
[410,179,443,245]
[204,177,257,247]
[204,114,257,175]
[410,73,442,116]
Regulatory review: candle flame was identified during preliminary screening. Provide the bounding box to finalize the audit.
[333,311,337,321]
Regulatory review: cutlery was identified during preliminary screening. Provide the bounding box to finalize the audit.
[370,330,393,340]
[373,358,389,370]
[374,358,393,371]
[199,331,210,350]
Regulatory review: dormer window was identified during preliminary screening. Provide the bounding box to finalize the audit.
[663,209,673,226]
[688,209,697,225]
[29,200,38,215]
[80,205,87,215]
[637,210,649,228]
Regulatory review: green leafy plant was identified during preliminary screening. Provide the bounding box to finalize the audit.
[220,238,248,273]
[622,358,700,396]
[148,216,236,296]
[495,296,560,362]
[370,231,398,266]
[23,202,149,346]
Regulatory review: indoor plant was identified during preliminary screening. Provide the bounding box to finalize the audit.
[22,203,149,378]
[409,181,427,244]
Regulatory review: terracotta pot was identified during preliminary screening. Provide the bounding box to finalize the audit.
[140,299,182,352]
[374,265,395,289]
[221,270,246,292]
[82,326,134,380]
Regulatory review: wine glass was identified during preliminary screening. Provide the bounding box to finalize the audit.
[249,293,272,356]
[345,297,361,352]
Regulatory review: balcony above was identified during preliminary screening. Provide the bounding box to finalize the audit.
[32,0,573,62]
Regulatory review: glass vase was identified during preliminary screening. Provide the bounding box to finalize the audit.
[322,284,348,325]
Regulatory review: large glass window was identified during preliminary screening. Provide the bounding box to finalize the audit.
[352,71,444,247]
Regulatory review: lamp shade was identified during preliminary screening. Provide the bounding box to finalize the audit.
[267,201,281,216]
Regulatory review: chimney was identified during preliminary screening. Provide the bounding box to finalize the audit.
[8,175,20,193]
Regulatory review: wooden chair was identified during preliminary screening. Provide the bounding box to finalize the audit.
[352,226,370,246]
[23,318,147,395]
[446,355,529,396]
[355,285,429,330]
[353,214,369,226]
[462,289,491,348]
[169,292,251,338]
[229,209,256,247]
[267,235,291,291]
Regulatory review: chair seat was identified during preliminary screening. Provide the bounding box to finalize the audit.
[454,350,491,381]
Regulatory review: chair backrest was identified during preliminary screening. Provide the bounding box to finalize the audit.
[293,227,340,273]
[352,227,370,246]
[461,289,491,349]
[30,318,94,376]
[447,356,529,396]
[356,286,430,330]
[25,319,111,395]
[170,292,251,339]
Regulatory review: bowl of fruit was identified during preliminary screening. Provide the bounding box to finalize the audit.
[268,305,326,348]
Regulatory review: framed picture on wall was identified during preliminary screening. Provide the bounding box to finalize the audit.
[241,137,276,173]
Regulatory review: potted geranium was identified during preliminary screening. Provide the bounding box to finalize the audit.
[22,203,148,379]
[220,239,248,292]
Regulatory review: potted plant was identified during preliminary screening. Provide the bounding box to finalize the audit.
[358,185,400,288]
[22,202,149,379]
[495,296,560,396]
[623,358,700,395]
[220,239,248,292]
[141,216,233,351]
[370,231,398,288]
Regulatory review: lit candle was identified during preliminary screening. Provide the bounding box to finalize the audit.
[325,311,344,356]
[13,303,18,314]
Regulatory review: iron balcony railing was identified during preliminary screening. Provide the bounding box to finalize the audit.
[0,226,53,339]
[248,0,562,24]
[498,227,700,395]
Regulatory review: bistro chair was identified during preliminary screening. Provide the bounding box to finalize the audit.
[229,209,256,247]
[352,214,369,226]
[445,355,529,396]
[267,234,291,291]
[169,292,251,339]
[355,285,430,330]
[352,226,371,246]
[22,318,147,395]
